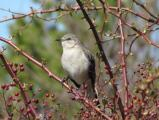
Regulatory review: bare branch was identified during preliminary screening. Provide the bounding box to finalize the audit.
[117,0,129,116]
[132,0,158,19]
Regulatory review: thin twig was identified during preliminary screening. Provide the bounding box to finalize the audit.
[132,0,158,19]
[117,0,129,115]
[121,8,157,24]
[126,35,139,58]
[0,6,102,23]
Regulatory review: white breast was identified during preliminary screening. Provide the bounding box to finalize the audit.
[61,46,90,84]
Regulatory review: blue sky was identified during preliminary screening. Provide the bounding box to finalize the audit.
[0,0,40,39]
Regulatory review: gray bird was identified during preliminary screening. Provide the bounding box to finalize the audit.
[60,33,97,99]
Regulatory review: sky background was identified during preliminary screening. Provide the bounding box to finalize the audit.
[0,0,40,39]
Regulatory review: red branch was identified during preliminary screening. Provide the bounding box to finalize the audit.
[0,37,112,120]
[117,0,129,115]
[104,6,159,49]
[0,53,38,119]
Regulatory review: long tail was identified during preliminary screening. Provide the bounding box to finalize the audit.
[86,79,98,99]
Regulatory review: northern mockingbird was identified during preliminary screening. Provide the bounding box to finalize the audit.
[59,33,97,99]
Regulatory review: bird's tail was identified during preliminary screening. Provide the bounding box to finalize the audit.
[86,80,98,99]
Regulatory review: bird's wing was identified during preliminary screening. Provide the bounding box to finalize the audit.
[83,46,98,98]
[83,47,96,88]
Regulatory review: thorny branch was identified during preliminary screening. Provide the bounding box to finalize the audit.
[0,37,112,120]
[76,0,125,119]
[0,4,158,25]
[0,52,38,119]
[0,6,102,23]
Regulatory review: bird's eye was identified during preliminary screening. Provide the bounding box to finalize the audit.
[66,38,71,40]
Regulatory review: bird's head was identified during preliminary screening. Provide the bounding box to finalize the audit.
[58,34,80,48]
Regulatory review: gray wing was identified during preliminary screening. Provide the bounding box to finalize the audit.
[83,47,96,89]
[83,47,97,98]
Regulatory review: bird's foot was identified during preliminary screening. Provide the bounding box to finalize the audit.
[61,77,69,86]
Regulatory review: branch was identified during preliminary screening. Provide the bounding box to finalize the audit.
[0,37,112,120]
[76,0,125,119]
[103,6,159,49]
[132,0,157,19]
[0,6,102,23]
[117,0,129,115]
[120,20,159,48]
[76,0,112,81]
[121,8,157,24]
[0,53,38,119]
[1,4,158,26]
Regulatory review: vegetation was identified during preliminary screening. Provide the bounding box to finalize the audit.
[0,0,159,119]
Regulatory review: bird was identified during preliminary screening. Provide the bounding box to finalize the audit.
[59,33,97,99]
